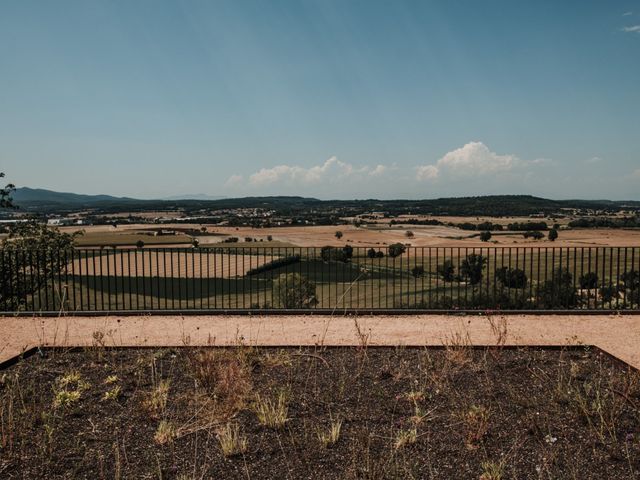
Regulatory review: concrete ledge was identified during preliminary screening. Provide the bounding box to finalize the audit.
[1,314,638,369]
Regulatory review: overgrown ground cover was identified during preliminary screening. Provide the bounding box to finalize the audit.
[1,339,639,479]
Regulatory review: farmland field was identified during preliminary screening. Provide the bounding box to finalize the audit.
[6,245,639,312]
[61,221,640,249]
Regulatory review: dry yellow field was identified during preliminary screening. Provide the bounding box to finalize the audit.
[62,221,640,248]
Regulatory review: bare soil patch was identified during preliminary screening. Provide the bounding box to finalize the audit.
[1,346,639,479]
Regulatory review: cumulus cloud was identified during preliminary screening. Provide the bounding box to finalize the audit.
[416,141,518,181]
[623,11,633,16]
[226,156,392,189]
[224,174,243,187]
[585,156,602,164]
[369,164,387,177]
[622,25,640,33]
[416,164,439,180]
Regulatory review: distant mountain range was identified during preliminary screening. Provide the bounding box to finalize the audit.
[5,187,640,217]
[163,194,227,201]
[11,188,225,205]
[12,187,139,206]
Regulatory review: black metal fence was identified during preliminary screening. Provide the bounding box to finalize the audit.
[1,246,639,313]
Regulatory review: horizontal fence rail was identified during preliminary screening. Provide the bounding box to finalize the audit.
[1,246,639,314]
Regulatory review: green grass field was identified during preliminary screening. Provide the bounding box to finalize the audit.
[9,247,639,312]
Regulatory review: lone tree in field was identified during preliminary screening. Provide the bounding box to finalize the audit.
[479,231,492,242]
[273,273,316,308]
[548,228,558,241]
[388,243,406,258]
[460,253,487,285]
[136,239,145,249]
[405,230,414,238]
[335,231,343,240]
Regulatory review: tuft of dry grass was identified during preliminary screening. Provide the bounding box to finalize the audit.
[188,349,252,401]
[480,459,506,480]
[154,420,176,445]
[217,423,248,457]
[394,427,417,450]
[317,417,343,448]
[253,391,289,429]
[461,405,491,450]
[143,380,170,417]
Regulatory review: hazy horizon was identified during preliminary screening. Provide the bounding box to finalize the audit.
[2,1,639,200]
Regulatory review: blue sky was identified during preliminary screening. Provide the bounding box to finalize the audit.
[1,0,639,200]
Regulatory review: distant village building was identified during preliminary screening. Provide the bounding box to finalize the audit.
[47,218,83,226]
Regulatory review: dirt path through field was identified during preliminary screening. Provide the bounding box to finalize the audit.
[1,314,638,369]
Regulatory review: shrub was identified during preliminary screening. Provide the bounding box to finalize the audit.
[495,267,527,289]
[548,229,558,241]
[479,231,492,242]
[460,254,487,285]
[523,231,544,240]
[367,248,377,258]
[136,239,145,249]
[508,221,548,231]
[579,272,599,289]
[537,268,579,308]
[411,265,425,278]
[320,246,348,263]
[334,231,343,239]
[273,273,316,308]
[342,244,353,259]
[599,285,619,303]
[267,235,273,241]
[405,230,414,238]
[376,250,385,258]
[437,260,456,282]
[388,243,406,258]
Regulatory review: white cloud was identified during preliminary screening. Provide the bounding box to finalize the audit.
[228,156,392,189]
[585,156,602,164]
[369,164,387,177]
[248,156,356,186]
[622,25,640,33]
[416,141,518,181]
[416,164,439,180]
[623,11,633,16]
[224,174,244,187]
